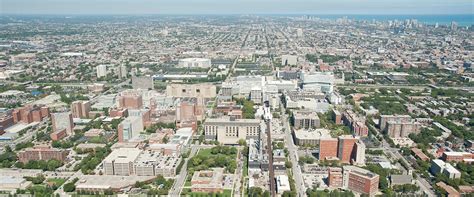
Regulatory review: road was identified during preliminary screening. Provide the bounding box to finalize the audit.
[168,142,200,196]
[373,124,435,197]
[336,83,474,91]
[265,120,276,197]
[281,111,306,197]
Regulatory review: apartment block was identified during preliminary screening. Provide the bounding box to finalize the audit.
[51,112,74,135]
[319,138,338,160]
[71,100,91,119]
[18,147,69,163]
[293,110,320,129]
[338,135,360,164]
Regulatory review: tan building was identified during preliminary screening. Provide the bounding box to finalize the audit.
[51,112,74,135]
[293,110,320,129]
[166,83,216,98]
[328,167,343,188]
[204,117,261,144]
[71,100,91,119]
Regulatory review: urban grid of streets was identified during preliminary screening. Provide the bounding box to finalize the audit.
[0,14,473,197]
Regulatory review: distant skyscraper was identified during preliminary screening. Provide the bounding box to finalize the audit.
[96,64,108,78]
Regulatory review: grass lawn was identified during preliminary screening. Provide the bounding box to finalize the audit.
[47,178,66,186]
[197,148,213,157]
[185,189,232,197]
[185,180,191,187]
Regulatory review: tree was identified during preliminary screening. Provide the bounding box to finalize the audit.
[63,182,76,192]
[238,139,247,146]
[285,161,293,168]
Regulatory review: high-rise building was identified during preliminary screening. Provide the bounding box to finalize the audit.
[118,116,144,142]
[328,167,343,188]
[353,141,366,165]
[117,91,143,109]
[338,135,359,164]
[11,105,49,124]
[71,100,91,119]
[319,138,338,160]
[96,64,108,78]
[343,166,379,196]
[51,112,74,135]
[117,65,127,79]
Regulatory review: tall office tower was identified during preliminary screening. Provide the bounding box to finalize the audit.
[337,135,359,163]
[51,112,74,135]
[96,64,108,78]
[118,117,144,142]
[71,100,91,119]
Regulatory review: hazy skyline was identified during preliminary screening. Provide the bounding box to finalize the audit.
[1,0,473,15]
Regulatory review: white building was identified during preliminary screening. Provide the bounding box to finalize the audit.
[119,117,144,142]
[178,58,211,68]
[281,55,298,66]
[300,72,335,94]
[430,159,461,179]
[276,175,291,194]
[96,64,108,78]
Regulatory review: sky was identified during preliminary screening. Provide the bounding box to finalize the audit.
[1,0,473,15]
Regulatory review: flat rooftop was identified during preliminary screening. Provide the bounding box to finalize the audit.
[103,148,141,163]
[294,128,331,140]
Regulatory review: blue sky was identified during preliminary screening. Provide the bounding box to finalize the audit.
[1,0,473,15]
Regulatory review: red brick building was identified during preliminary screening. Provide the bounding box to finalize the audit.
[118,92,143,109]
[344,166,379,196]
[338,135,359,163]
[319,138,338,160]
[18,147,69,163]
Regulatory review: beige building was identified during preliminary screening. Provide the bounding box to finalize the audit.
[103,148,141,176]
[204,117,261,144]
[71,100,91,119]
[166,84,216,98]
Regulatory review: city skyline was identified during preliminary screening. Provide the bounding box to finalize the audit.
[2,0,473,15]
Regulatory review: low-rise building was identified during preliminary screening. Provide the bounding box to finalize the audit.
[275,175,291,194]
[430,159,462,179]
[203,117,261,144]
[18,147,69,163]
